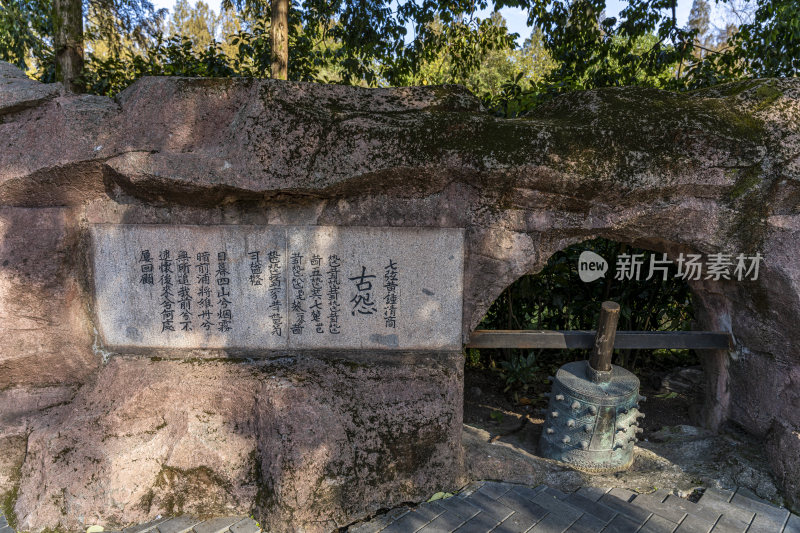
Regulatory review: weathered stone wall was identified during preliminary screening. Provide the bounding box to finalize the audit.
[14,353,463,532]
[1,59,799,530]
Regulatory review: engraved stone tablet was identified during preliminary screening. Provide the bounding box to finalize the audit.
[91,225,464,350]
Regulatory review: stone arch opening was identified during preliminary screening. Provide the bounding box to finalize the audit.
[474,237,695,362]
[464,231,742,430]
[465,236,703,430]
[461,235,784,500]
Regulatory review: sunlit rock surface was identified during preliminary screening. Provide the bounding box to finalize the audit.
[1,61,799,529]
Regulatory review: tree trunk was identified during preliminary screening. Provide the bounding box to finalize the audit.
[271,0,289,80]
[53,0,84,93]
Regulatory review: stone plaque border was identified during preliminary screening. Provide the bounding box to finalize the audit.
[90,224,465,352]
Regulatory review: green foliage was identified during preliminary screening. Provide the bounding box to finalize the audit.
[417,16,556,113]
[402,12,520,87]
[527,0,696,91]
[1,484,19,530]
[169,0,219,51]
[499,351,540,396]
[64,2,544,95]
[480,238,693,332]
[0,0,54,79]
[213,0,521,87]
[0,0,166,79]
[686,0,800,87]
[81,35,237,95]
[484,0,797,116]
[687,0,710,38]
[79,15,327,96]
[84,0,167,57]
[3,0,796,101]
[465,348,483,369]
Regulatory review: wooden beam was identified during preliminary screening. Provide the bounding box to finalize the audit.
[465,330,732,350]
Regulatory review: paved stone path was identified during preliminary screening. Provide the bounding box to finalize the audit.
[2,484,798,533]
[347,482,800,533]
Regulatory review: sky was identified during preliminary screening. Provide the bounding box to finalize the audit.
[151,0,698,45]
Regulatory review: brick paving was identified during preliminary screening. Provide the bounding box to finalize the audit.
[1,484,797,533]
[348,483,800,533]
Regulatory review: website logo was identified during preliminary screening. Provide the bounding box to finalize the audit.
[578,251,609,282]
[577,251,763,282]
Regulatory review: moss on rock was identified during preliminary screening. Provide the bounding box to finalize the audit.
[150,465,236,518]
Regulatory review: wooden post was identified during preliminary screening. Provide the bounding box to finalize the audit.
[271,0,289,80]
[588,301,620,372]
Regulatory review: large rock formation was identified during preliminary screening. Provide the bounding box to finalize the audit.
[1,60,798,530]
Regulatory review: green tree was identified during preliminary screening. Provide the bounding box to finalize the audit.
[417,14,553,95]
[685,0,799,87]
[513,29,557,87]
[217,6,244,59]
[0,0,53,79]
[719,0,800,77]
[217,0,520,86]
[686,0,711,56]
[85,0,166,57]
[687,0,710,38]
[0,0,165,86]
[169,0,219,51]
[524,0,696,94]
[4,0,797,99]
[477,0,798,114]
